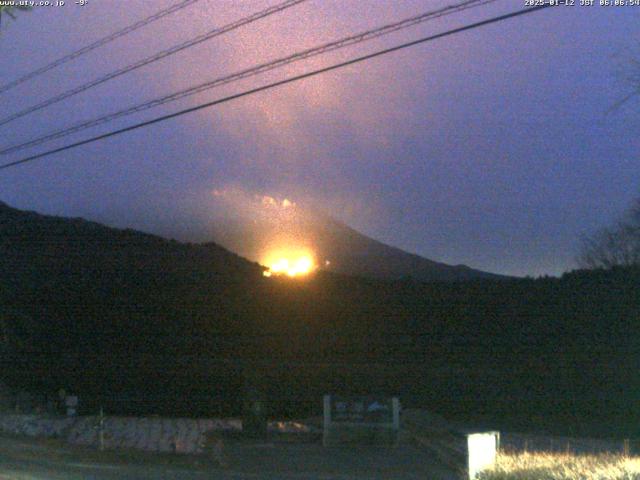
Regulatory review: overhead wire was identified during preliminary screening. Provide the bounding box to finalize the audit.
[0,0,308,127]
[0,0,205,95]
[0,0,498,155]
[0,4,553,172]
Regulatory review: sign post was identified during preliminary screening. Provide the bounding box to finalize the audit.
[323,395,400,446]
[242,368,268,440]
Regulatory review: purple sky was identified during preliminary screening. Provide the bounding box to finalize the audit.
[1,0,638,277]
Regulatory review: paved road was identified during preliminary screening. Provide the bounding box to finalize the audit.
[0,434,460,479]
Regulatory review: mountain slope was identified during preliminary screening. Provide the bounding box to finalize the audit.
[1,201,639,437]
[0,200,264,352]
[208,202,507,281]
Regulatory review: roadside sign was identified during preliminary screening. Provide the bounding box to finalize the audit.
[323,395,400,446]
[330,396,394,423]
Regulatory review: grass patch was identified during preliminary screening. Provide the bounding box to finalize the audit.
[478,452,640,480]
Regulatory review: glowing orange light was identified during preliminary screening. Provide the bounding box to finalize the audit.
[262,251,315,278]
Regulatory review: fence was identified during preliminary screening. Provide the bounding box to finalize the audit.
[501,432,637,456]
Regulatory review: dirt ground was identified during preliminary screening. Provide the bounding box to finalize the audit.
[0,431,461,479]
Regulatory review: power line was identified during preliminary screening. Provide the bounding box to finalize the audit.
[0,4,553,172]
[0,0,498,155]
[0,0,308,127]
[0,0,204,96]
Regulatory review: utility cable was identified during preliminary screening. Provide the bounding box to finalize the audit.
[0,0,204,95]
[0,0,497,155]
[0,4,553,172]
[0,0,307,126]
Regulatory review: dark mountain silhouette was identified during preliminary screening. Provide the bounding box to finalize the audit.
[1,201,639,437]
[208,204,507,281]
[0,200,264,353]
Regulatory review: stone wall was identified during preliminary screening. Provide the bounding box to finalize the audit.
[0,414,309,454]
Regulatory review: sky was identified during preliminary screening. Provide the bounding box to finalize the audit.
[0,0,638,277]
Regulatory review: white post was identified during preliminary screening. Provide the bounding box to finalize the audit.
[467,432,499,479]
[392,397,400,430]
[392,397,400,447]
[323,395,331,447]
[98,407,105,451]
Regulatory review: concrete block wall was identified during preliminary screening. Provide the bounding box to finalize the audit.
[0,414,308,454]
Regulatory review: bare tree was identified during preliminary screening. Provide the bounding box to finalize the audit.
[579,197,640,269]
[0,6,31,30]
[609,51,640,113]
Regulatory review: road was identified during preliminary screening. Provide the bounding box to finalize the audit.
[0,434,460,479]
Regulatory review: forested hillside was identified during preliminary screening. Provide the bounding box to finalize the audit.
[1,202,638,437]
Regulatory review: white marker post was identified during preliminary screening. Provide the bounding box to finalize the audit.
[467,431,500,479]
